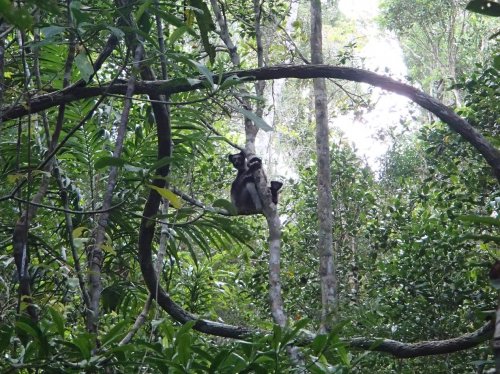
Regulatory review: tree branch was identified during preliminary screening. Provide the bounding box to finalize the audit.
[348,320,494,358]
[3,64,498,181]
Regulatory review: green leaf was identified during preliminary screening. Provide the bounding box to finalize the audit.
[494,54,500,70]
[0,1,33,30]
[190,60,214,87]
[220,75,247,90]
[0,325,12,354]
[209,348,232,371]
[462,234,500,244]
[217,352,247,371]
[41,26,66,39]
[148,185,182,209]
[149,156,172,171]
[135,0,153,22]
[15,321,40,340]
[154,8,196,34]
[311,334,328,354]
[107,26,125,39]
[169,26,191,45]
[48,307,65,337]
[176,319,197,336]
[70,0,88,25]
[175,333,192,365]
[75,52,94,83]
[229,104,273,132]
[101,320,129,346]
[190,0,216,63]
[95,156,127,169]
[72,334,93,359]
[281,319,311,347]
[244,362,268,373]
[466,0,500,16]
[212,199,237,215]
[271,324,282,350]
[254,352,276,364]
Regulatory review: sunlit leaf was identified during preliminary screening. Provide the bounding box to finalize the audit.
[72,226,88,238]
[7,173,24,183]
[148,185,183,209]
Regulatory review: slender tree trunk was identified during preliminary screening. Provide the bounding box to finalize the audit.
[210,0,287,327]
[310,0,337,333]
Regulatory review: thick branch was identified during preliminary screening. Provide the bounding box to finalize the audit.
[4,54,491,353]
[3,64,499,181]
[348,320,493,358]
[123,1,253,337]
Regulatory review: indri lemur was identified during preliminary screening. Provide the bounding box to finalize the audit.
[228,152,283,215]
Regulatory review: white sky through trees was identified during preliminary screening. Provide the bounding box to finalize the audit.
[336,0,411,171]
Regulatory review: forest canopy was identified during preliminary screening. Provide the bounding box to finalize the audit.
[0,0,499,372]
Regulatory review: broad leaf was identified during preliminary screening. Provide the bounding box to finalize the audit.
[212,199,237,215]
[148,185,182,209]
[95,156,127,169]
[75,52,94,82]
[190,0,216,63]
[229,104,273,131]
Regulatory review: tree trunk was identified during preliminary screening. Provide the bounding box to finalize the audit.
[310,0,337,333]
[210,0,287,327]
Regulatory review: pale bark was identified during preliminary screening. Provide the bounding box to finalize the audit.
[210,0,287,327]
[311,0,337,333]
[86,44,143,334]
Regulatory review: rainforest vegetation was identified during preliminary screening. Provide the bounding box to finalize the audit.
[0,0,499,372]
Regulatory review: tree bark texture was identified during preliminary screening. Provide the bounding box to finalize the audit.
[86,43,143,334]
[311,0,337,333]
[209,0,287,327]
[348,320,493,358]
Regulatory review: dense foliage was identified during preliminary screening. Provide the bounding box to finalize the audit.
[0,0,498,372]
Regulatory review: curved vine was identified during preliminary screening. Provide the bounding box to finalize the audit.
[4,64,498,354]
